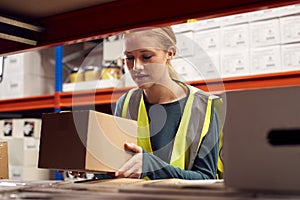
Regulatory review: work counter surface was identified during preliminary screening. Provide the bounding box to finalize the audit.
[0,179,299,200]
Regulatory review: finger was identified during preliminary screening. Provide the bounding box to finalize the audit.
[118,164,141,179]
[115,154,142,177]
[124,142,142,153]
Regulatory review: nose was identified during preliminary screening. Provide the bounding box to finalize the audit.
[132,59,144,71]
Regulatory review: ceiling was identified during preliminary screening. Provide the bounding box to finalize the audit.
[0,0,116,21]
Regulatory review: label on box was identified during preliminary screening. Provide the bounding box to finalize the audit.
[2,120,13,137]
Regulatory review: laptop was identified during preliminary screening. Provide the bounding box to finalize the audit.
[222,86,300,194]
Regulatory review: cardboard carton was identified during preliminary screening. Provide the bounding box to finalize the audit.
[38,110,137,173]
[0,141,8,179]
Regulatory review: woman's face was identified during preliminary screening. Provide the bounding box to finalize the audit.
[123,32,172,89]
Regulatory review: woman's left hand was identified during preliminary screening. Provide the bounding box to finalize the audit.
[115,142,143,179]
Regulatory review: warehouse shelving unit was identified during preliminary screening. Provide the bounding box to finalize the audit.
[1,70,300,113]
[1,0,300,115]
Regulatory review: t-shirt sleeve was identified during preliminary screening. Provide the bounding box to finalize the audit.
[141,108,220,180]
[114,93,127,117]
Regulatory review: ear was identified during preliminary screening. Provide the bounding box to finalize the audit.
[167,46,176,59]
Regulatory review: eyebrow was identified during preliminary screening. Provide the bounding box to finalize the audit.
[124,49,154,54]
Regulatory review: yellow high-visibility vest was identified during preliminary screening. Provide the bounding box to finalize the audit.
[121,82,223,179]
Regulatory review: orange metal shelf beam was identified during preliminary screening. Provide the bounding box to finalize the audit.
[0,94,55,112]
[190,70,300,92]
[0,71,300,112]
[1,71,299,112]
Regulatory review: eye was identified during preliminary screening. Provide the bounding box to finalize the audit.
[125,56,134,61]
[143,54,152,60]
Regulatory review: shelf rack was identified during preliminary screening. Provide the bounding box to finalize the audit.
[1,70,299,113]
[1,0,300,114]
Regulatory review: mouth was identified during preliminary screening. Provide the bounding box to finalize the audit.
[133,74,149,80]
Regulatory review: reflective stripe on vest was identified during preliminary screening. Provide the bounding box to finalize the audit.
[121,84,223,177]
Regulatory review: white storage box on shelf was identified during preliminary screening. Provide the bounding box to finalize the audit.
[278,3,300,17]
[189,54,221,80]
[171,57,204,82]
[249,18,281,47]
[175,31,195,58]
[4,51,43,76]
[1,74,53,100]
[5,138,40,166]
[281,43,300,72]
[193,28,220,54]
[9,165,50,181]
[250,45,282,75]
[280,15,300,44]
[220,23,250,51]
[1,51,54,99]
[221,50,250,78]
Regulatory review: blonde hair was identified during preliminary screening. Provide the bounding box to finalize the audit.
[124,26,179,81]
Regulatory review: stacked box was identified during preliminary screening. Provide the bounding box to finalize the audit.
[249,19,281,48]
[250,46,282,74]
[281,43,300,72]
[1,51,54,100]
[0,142,8,179]
[175,31,194,58]
[221,51,250,78]
[280,15,300,44]
[0,118,50,181]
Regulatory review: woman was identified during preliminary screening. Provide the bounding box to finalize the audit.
[112,26,223,180]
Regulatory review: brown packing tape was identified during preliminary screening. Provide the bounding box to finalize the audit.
[0,141,9,179]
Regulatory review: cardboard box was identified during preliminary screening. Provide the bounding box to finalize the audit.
[0,142,8,179]
[194,28,220,54]
[249,19,281,47]
[221,50,250,78]
[281,43,300,72]
[1,74,54,100]
[175,31,194,58]
[38,110,137,173]
[171,57,203,81]
[9,165,50,181]
[250,45,281,75]
[220,23,250,51]
[4,51,43,76]
[6,138,40,166]
[280,15,300,44]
